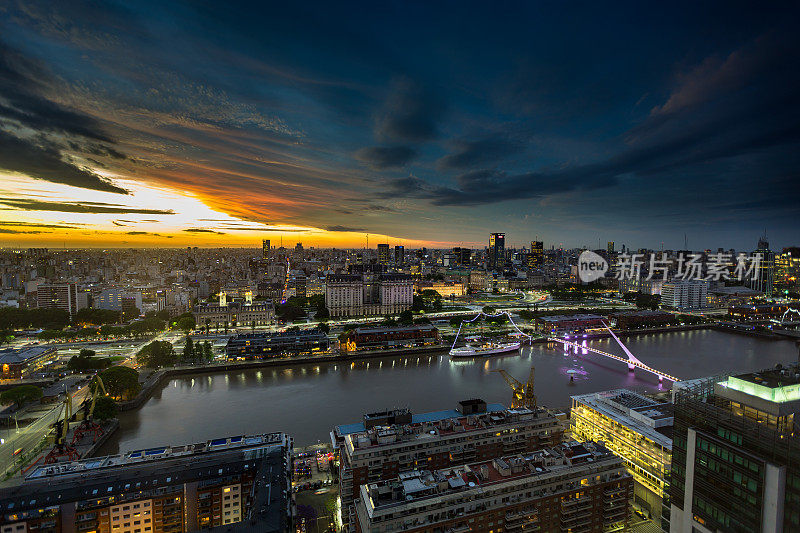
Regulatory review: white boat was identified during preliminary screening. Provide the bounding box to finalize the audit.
[449,341,521,358]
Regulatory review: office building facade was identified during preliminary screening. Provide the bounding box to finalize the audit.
[36,283,80,317]
[489,233,505,271]
[661,279,708,309]
[325,273,413,317]
[571,390,672,523]
[376,244,390,266]
[670,367,800,532]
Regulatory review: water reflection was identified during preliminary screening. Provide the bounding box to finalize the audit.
[101,330,798,453]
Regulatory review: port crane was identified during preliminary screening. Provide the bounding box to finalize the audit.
[71,376,109,445]
[43,391,80,464]
[494,367,537,410]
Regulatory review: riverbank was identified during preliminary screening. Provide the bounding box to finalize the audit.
[118,344,446,411]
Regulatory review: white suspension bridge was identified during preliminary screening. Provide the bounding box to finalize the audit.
[451,311,680,383]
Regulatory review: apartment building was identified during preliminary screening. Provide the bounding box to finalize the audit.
[0,433,293,533]
[353,440,632,533]
[331,399,563,530]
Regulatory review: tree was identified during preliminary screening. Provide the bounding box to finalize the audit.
[138,340,178,368]
[99,366,140,400]
[67,349,112,371]
[482,305,497,315]
[250,320,256,333]
[92,396,118,420]
[398,310,414,325]
[315,306,330,320]
[317,322,330,334]
[0,385,42,407]
[182,337,195,362]
[73,308,120,326]
[449,317,463,328]
[411,295,427,312]
[382,315,398,327]
[224,321,229,334]
[276,303,306,322]
[176,315,196,335]
[202,341,214,362]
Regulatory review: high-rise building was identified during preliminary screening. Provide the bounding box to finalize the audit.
[262,239,270,259]
[608,241,615,255]
[489,232,505,270]
[36,283,80,317]
[529,240,544,269]
[775,247,800,295]
[377,243,390,266]
[353,441,632,533]
[661,279,708,309]
[571,390,673,525]
[750,235,775,297]
[332,399,564,530]
[669,366,800,532]
[394,245,404,266]
[325,273,413,317]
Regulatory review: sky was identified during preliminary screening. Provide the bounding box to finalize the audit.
[0,0,798,250]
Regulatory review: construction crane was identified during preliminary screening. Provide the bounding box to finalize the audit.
[72,376,109,445]
[43,391,80,464]
[494,367,537,410]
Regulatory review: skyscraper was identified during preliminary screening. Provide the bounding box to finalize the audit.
[607,241,615,255]
[750,235,775,297]
[489,232,505,270]
[394,245,404,266]
[262,239,270,259]
[377,243,390,266]
[529,240,544,269]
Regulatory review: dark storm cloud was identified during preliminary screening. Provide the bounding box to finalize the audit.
[125,231,165,236]
[325,225,365,232]
[0,41,113,142]
[437,135,525,170]
[0,131,129,194]
[376,79,444,142]
[390,31,800,211]
[0,199,173,214]
[0,228,46,234]
[355,146,416,169]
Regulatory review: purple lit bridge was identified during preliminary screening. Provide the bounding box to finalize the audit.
[547,323,680,383]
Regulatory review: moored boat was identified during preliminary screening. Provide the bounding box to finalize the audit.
[449,341,521,358]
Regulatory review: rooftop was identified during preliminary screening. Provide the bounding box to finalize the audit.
[0,345,56,365]
[363,441,622,509]
[572,389,673,448]
[539,314,604,323]
[334,402,507,438]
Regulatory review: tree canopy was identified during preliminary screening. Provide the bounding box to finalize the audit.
[137,340,178,368]
[74,308,121,325]
[67,348,112,371]
[99,366,141,400]
[0,385,42,407]
[92,396,118,420]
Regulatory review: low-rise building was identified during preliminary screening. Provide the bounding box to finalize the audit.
[354,441,632,533]
[193,300,274,329]
[610,310,677,330]
[727,303,789,321]
[661,279,708,310]
[340,324,440,352]
[571,389,673,524]
[225,329,329,359]
[535,313,606,334]
[0,345,58,379]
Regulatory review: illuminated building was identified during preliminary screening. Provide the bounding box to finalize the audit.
[529,240,544,269]
[353,441,632,533]
[775,247,800,295]
[339,324,440,352]
[749,235,775,297]
[193,300,274,329]
[225,329,329,358]
[36,282,80,317]
[452,246,471,266]
[0,433,293,533]
[325,273,413,317]
[394,245,404,266]
[535,313,605,334]
[377,243,390,266]
[608,241,615,255]
[489,232,505,270]
[727,303,788,321]
[0,345,58,379]
[661,279,708,309]
[571,390,673,523]
[262,238,270,259]
[332,400,564,530]
[670,366,800,532]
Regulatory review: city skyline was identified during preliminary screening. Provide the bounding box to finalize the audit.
[1,1,799,250]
